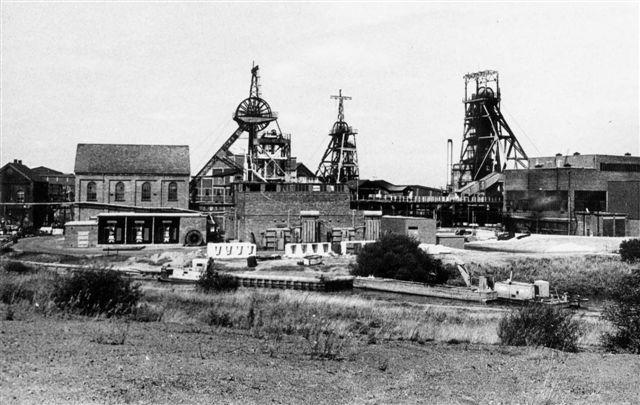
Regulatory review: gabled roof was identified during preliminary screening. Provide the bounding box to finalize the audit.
[295,162,316,178]
[74,144,190,175]
[0,161,42,182]
[358,179,396,191]
[31,166,65,176]
[357,179,440,194]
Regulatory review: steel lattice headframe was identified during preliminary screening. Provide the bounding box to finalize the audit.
[316,89,360,184]
[453,70,528,189]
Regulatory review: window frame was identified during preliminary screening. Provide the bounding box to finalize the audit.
[141,182,151,202]
[115,182,125,202]
[168,181,178,201]
[86,182,97,202]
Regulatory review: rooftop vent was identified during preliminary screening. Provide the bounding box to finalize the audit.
[573,152,580,156]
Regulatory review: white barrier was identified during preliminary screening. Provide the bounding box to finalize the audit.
[207,243,257,260]
[284,242,332,258]
[340,240,376,255]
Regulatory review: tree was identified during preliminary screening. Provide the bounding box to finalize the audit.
[352,233,448,284]
[602,268,640,353]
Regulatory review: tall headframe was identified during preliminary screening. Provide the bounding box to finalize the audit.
[316,89,360,183]
[193,64,291,184]
[453,70,528,189]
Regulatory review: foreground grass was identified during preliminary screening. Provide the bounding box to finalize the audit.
[1,262,609,351]
[3,263,636,403]
[139,286,607,349]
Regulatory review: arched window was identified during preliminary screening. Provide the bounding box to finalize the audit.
[141,182,151,201]
[168,182,178,201]
[115,182,125,201]
[86,182,97,201]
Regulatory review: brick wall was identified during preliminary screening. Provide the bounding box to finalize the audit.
[75,174,189,209]
[179,216,208,245]
[231,189,359,243]
[505,168,640,216]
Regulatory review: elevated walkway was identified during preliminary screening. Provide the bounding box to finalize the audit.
[456,172,504,196]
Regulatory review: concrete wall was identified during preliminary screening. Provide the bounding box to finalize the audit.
[380,216,436,244]
[436,234,466,249]
[231,188,358,243]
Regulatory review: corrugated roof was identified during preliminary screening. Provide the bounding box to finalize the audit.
[74,144,190,175]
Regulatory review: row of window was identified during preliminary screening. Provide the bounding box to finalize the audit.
[86,181,178,202]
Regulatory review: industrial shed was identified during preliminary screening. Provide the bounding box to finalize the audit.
[503,154,640,236]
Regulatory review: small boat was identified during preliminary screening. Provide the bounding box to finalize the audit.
[158,258,209,284]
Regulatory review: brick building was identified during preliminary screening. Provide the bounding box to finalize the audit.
[0,160,48,230]
[31,166,75,225]
[225,182,360,246]
[503,153,640,236]
[73,144,190,221]
[0,160,75,230]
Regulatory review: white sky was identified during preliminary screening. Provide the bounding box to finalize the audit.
[1,1,638,187]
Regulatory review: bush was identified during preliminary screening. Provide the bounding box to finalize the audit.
[3,261,33,274]
[352,233,448,284]
[131,303,164,322]
[602,269,640,353]
[1,277,36,304]
[201,308,233,327]
[498,304,583,352]
[53,269,140,316]
[619,239,640,263]
[197,260,238,293]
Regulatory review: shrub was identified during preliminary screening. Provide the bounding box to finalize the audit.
[201,308,233,327]
[3,261,33,274]
[602,268,640,353]
[197,264,238,293]
[352,233,448,284]
[131,303,164,322]
[619,239,640,263]
[1,276,35,304]
[53,269,140,316]
[498,304,583,352]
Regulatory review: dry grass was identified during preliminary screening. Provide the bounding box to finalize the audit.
[0,258,612,351]
[143,288,504,345]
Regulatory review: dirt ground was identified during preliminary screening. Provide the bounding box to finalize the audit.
[10,234,627,270]
[1,317,639,405]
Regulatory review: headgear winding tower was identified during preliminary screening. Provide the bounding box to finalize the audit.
[316,89,360,183]
[452,70,528,192]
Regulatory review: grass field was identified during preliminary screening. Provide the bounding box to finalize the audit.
[1,247,638,403]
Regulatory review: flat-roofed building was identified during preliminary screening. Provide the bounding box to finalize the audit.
[503,153,640,236]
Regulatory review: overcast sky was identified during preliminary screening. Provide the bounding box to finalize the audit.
[1,1,638,187]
